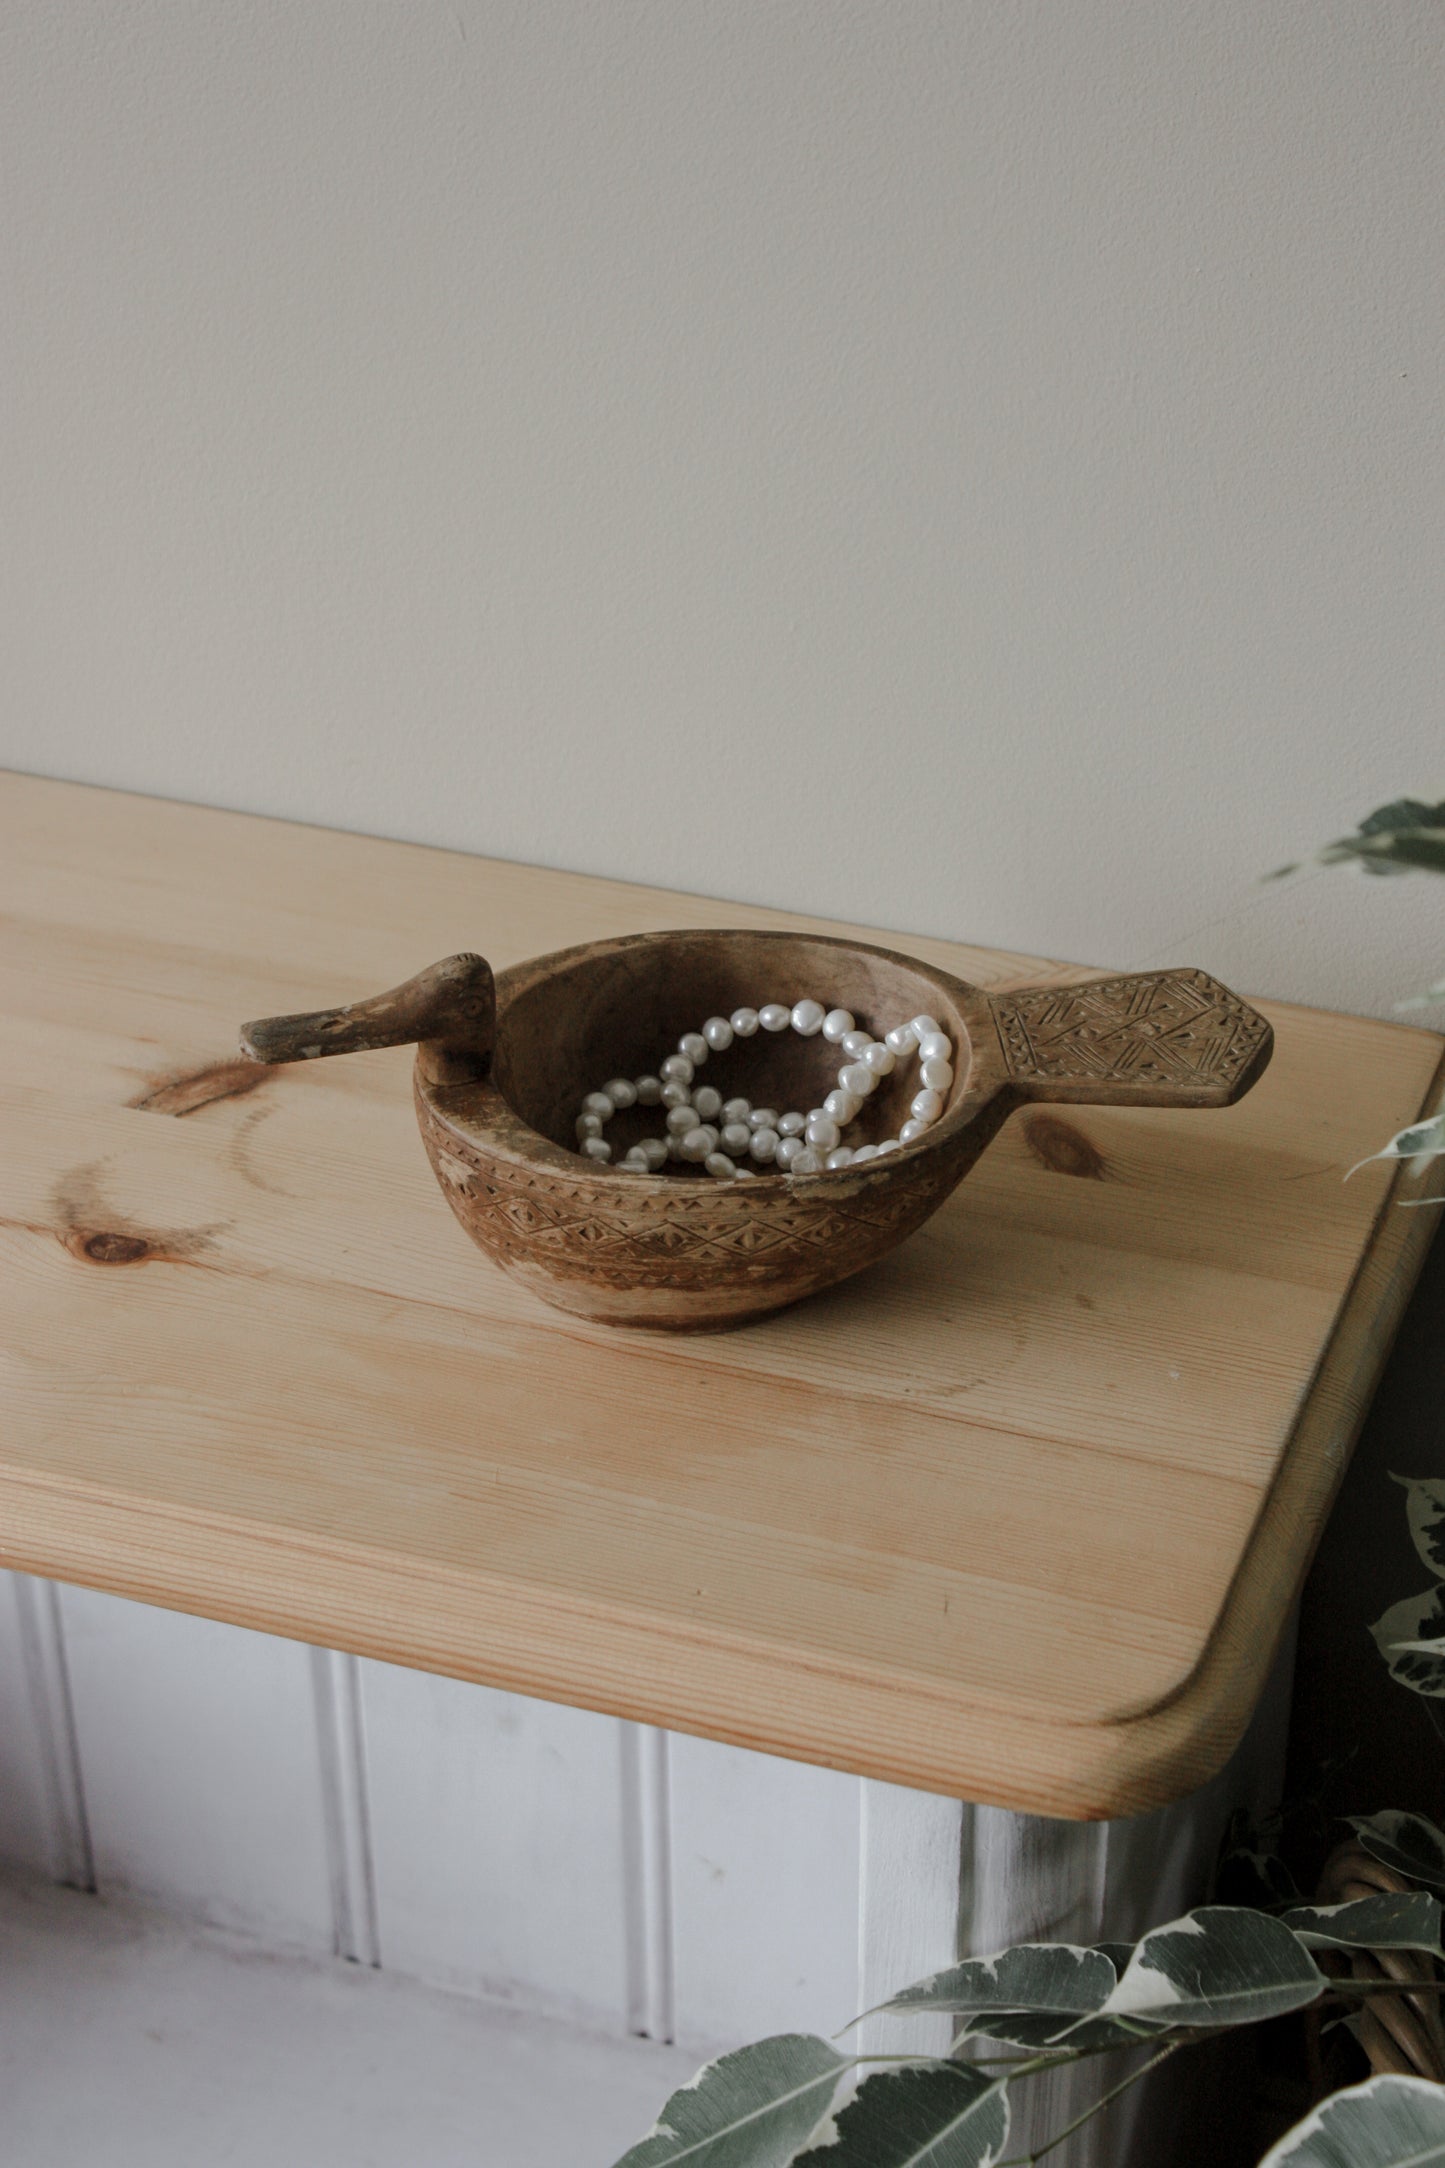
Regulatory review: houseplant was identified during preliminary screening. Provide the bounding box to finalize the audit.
[604,801,1445,2167]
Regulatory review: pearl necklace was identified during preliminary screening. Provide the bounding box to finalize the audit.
[573,1001,955,1179]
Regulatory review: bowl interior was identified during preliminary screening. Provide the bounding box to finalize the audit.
[491,931,974,1175]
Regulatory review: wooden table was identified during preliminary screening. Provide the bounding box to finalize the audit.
[2,771,1440,1826]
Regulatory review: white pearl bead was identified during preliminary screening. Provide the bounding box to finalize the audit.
[576,1112,604,1140]
[703,1016,734,1052]
[821,1008,855,1043]
[910,1014,941,1040]
[876,1138,901,1155]
[730,1007,760,1038]
[758,1003,791,1032]
[692,1085,723,1121]
[851,1144,879,1163]
[667,1135,687,1161]
[777,1111,806,1136]
[678,1032,708,1066]
[722,1097,752,1125]
[678,1126,714,1162]
[734,1166,755,1179]
[919,1057,953,1093]
[638,1137,668,1170]
[660,1054,694,1085]
[839,1062,877,1099]
[666,1103,702,1135]
[660,1079,692,1110]
[840,1029,873,1060]
[634,1075,663,1105]
[581,1136,612,1162]
[749,1127,779,1164]
[917,1031,951,1065]
[899,1119,928,1145]
[775,1136,805,1170]
[825,1146,854,1169]
[582,1091,614,1120]
[885,1022,918,1056]
[621,1153,650,1172]
[704,1152,736,1179]
[791,999,825,1036]
[863,1042,895,1075]
[720,1122,752,1156]
[790,1147,823,1174]
[824,1088,859,1124]
[748,1107,779,1131]
[603,1078,637,1109]
[910,1089,944,1125]
[805,1113,840,1150]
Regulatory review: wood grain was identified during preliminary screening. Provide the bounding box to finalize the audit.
[0,771,1440,1814]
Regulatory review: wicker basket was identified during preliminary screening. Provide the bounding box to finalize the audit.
[1315,1840,1445,2081]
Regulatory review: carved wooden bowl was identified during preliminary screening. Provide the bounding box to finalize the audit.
[241,930,1272,1330]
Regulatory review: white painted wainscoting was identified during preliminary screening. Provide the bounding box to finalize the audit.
[0,1572,963,2055]
[0,1572,1290,2166]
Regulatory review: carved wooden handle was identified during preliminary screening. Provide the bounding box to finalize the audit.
[240,954,495,1088]
[988,967,1273,1108]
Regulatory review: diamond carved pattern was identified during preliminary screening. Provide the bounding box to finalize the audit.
[420,1111,963,1290]
[994,969,1270,1097]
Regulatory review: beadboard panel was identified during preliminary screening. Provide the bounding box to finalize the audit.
[0,1579,973,2052]
[667,1731,864,2050]
[0,1576,1300,2166]
[360,1658,633,2030]
[57,1586,335,1949]
[0,1576,55,1877]
[857,1779,967,2062]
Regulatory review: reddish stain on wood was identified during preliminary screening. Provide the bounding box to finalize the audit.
[128,1058,273,1118]
[1022,1113,1109,1181]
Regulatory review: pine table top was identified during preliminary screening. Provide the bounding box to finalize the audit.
[2,771,1440,1816]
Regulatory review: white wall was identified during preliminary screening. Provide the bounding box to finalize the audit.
[3,2,1443,1017]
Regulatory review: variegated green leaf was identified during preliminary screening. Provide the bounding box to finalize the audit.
[793,2065,1009,2167]
[611,2036,846,2168]
[1102,1907,1324,2028]
[1350,1813,1445,1898]
[1371,1590,1445,1697]
[1269,803,1445,882]
[1259,2074,1445,2166]
[962,2008,1170,2052]
[1357,799,1445,838]
[1322,823,1445,877]
[1280,1893,1444,1957]
[881,1943,1115,2021]
[1394,1475,1445,1577]
[1357,830,1445,875]
[1347,1116,1445,1183]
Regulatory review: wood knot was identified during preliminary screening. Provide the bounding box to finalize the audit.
[1022,1113,1108,1180]
[51,1163,225,1269]
[79,1231,151,1265]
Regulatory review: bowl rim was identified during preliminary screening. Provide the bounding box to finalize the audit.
[421,926,1010,1192]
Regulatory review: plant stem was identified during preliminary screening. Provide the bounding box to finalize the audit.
[995,2039,1184,2168]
